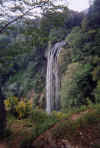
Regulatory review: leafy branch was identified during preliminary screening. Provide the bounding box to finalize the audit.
[0,0,49,33]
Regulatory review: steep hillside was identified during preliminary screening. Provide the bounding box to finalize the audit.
[33,105,100,148]
[1,104,100,148]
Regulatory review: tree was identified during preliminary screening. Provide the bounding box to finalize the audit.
[61,63,94,109]
[0,88,6,138]
[0,0,50,137]
[0,0,52,33]
[0,0,68,136]
[87,0,100,28]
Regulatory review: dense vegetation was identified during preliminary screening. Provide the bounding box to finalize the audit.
[60,0,100,109]
[0,0,100,147]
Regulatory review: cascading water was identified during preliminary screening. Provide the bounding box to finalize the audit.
[46,41,66,113]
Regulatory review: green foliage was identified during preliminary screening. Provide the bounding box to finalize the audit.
[5,109,59,147]
[40,11,65,33]
[30,109,49,124]
[61,62,93,109]
[66,26,100,63]
[63,10,100,107]
[92,66,100,81]
[59,46,72,74]
[16,100,32,119]
[1,2,100,148]
[61,62,79,109]
[0,98,6,139]
[66,27,92,61]
[1,1,100,140]
[4,97,32,119]
[4,96,19,112]
[51,111,67,120]
[52,104,100,146]
[49,27,67,44]
[88,0,100,28]
[0,20,46,98]
[81,17,88,32]
[94,81,100,103]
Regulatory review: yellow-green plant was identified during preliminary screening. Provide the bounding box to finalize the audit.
[4,96,19,112]
[51,111,66,120]
[16,100,32,119]
[4,97,32,119]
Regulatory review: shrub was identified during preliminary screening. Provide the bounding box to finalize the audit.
[16,100,32,119]
[94,81,100,103]
[4,96,18,114]
[30,109,49,124]
[61,63,93,109]
[4,97,32,119]
[51,111,67,120]
[0,98,6,139]
[28,109,58,139]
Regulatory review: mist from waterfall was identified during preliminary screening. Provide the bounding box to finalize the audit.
[46,41,66,113]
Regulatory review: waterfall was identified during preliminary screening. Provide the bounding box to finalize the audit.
[46,41,66,113]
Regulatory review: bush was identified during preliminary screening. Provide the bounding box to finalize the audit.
[4,97,32,119]
[51,111,67,120]
[4,96,18,114]
[61,63,93,109]
[28,109,58,139]
[30,109,49,124]
[94,81,100,103]
[0,99,6,139]
[16,100,32,119]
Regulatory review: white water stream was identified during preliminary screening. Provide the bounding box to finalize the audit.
[46,41,66,113]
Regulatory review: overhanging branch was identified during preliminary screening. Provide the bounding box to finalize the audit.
[0,1,49,33]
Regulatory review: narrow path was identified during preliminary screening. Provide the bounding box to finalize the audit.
[33,110,89,148]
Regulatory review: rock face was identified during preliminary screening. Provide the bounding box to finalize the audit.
[46,41,66,113]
